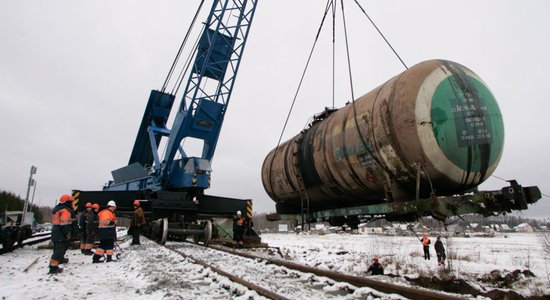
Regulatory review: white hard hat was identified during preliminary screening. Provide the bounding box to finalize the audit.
[107,200,117,207]
[237,210,241,215]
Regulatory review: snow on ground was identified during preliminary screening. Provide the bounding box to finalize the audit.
[0,231,548,299]
[256,232,550,297]
[0,235,264,300]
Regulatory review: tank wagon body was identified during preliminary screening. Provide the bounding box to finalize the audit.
[263,59,507,215]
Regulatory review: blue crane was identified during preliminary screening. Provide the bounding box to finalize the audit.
[73,0,261,246]
[107,0,257,193]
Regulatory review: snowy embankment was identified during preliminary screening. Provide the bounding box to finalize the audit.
[257,232,550,297]
[0,236,264,300]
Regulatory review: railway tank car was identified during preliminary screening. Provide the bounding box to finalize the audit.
[262,59,508,216]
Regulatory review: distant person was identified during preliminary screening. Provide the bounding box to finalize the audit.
[435,236,446,266]
[78,202,92,254]
[84,203,100,255]
[366,256,384,275]
[232,210,245,248]
[49,194,78,274]
[129,200,146,245]
[92,200,117,263]
[422,234,431,260]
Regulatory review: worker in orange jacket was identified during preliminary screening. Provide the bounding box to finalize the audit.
[49,194,78,274]
[422,234,431,260]
[92,200,117,263]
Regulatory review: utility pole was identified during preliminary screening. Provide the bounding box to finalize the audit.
[30,180,38,209]
[22,165,37,224]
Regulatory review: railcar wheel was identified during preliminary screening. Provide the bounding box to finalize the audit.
[203,220,212,246]
[159,218,168,245]
[2,238,15,251]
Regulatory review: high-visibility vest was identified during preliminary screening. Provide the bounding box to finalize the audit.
[52,208,72,226]
[98,209,116,229]
[422,237,430,247]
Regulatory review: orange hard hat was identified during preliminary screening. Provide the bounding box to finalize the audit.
[133,200,140,206]
[92,203,100,209]
[59,194,74,203]
[85,202,92,208]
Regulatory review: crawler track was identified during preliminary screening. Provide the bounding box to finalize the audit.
[164,242,465,300]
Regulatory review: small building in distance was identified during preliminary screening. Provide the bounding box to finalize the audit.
[514,223,534,233]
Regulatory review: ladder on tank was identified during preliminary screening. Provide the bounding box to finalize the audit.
[293,137,310,232]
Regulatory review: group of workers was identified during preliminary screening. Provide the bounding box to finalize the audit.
[365,234,447,276]
[421,234,447,266]
[49,195,146,274]
[51,195,451,277]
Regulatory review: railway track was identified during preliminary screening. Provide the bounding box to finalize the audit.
[164,242,465,300]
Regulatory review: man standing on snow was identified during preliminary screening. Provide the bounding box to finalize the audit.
[422,234,431,260]
[435,235,446,266]
[92,200,117,263]
[78,202,92,254]
[84,203,100,255]
[232,210,245,248]
[49,194,78,274]
[129,200,146,245]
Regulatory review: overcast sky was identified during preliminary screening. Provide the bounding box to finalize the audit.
[1,0,549,219]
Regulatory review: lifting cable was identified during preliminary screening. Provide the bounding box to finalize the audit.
[490,174,549,198]
[267,0,333,197]
[352,0,408,70]
[172,31,203,97]
[273,0,333,150]
[331,1,336,109]
[161,0,206,93]
[341,0,393,178]
[268,0,413,195]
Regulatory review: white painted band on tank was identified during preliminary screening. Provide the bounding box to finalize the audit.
[415,64,490,186]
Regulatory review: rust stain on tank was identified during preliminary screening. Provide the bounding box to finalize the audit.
[262,60,504,214]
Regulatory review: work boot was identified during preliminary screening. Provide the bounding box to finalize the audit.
[48,266,63,274]
[84,249,93,256]
[92,254,103,263]
[106,255,116,262]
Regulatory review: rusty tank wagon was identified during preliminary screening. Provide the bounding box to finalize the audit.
[263,60,541,226]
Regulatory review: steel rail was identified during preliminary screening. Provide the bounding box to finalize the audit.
[209,245,466,300]
[165,245,290,300]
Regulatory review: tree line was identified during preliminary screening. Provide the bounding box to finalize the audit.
[0,190,51,224]
[251,212,550,232]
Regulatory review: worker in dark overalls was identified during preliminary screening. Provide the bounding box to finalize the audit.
[232,210,244,248]
[84,203,100,255]
[130,200,146,245]
[49,194,78,274]
[78,202,92,254]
